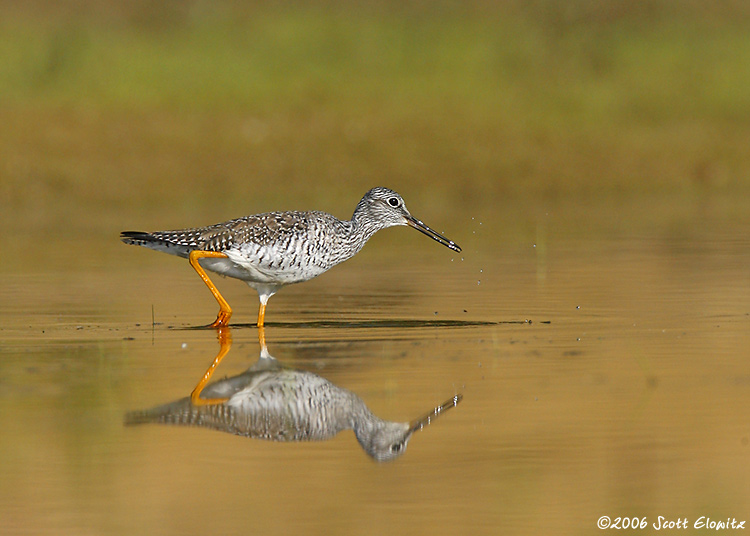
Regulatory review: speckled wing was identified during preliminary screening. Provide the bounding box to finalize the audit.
[225,211,314,248]
[120,211,319,259]
[222,211,354,283]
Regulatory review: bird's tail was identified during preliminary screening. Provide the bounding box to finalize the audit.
[124,397,238,431]
[123,398,194,426]
[120,230,193,258]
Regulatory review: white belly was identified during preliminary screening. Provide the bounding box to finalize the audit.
[199,244,333,286]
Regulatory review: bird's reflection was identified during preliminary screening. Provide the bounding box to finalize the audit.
[125,327,462,462]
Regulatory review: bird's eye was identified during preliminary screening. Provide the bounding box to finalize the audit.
[391,442,402,453]
[387,197,400,208]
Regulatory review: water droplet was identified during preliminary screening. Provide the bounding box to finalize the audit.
[576,305,580,309]
[181,343,188,349]
[477,280,481,285]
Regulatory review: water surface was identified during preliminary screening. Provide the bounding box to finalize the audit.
[1,216,749,535]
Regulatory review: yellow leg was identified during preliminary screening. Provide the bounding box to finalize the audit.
[188,250,232,328]
[257,302,266,327]
[191,327,232,405]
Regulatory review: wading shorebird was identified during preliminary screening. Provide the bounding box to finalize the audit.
[121,187,461,327]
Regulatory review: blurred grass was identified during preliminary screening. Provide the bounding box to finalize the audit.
[1,0,750,258]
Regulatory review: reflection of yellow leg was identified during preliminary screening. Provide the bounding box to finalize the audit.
[189,250,232,328]
[257,302,266,327]
[258,324,267,352]
[191,327,232,405]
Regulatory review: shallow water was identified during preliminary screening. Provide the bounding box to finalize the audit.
[1,212,749,535]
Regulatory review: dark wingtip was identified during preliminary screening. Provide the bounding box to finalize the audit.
[123,410,149,426]
[120,230,153,244]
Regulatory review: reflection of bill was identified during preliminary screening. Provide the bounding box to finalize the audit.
[125,327,462,462]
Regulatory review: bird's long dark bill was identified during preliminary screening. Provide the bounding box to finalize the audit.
[408,394,463,435]
[406,216,462,252]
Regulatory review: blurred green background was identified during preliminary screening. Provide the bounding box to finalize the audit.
[1,0,749,268]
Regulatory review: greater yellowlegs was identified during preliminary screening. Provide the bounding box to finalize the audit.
[121,187,460,327]
[125,327,462,461]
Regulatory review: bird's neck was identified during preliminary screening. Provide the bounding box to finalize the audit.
[351,407,388,442]
[348,208,382,245]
